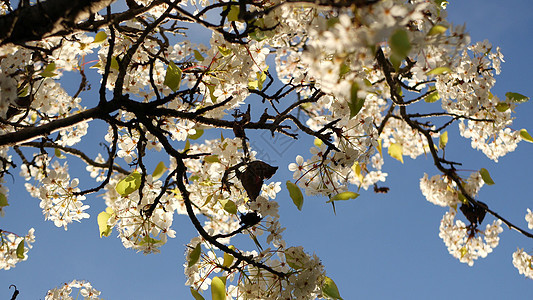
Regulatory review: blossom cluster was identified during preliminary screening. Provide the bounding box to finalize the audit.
[45,279,101,300]
[439,209,502,266]
[0,228,35,270]
[24,160,90,230]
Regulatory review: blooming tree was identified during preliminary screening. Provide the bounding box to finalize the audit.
[1,0,533,298]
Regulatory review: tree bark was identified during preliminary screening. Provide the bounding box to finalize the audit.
[0,0,116,45]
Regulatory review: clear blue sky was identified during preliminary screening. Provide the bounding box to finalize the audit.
[2,1,533,299]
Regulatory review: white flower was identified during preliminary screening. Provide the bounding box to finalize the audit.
[513,249,533,280]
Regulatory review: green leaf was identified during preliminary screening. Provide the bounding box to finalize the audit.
[138,236,161,246]
[110,57,119,70]
[226,5,240,22]
[322,276,343,300]
[217,45,232,57]
[286,181,304,211]
[190,288,205,300]
[428,24,447,36]
[388,143,404,163]
[480,168,495,185]
[520,129,533,143]
[248,69,268,90]
[54,148,66,159]
[40,63,57,77]
[351,162,364,182]
[439,131,448,149]
[314,138,323,147]
[434,0,449,8]
[425,90,440,103]
[17,85,29,97]
[505,92,529,103]
[193,50,204,61]
[426,67,451,75]
[389,29,411,58]
[339,63,350,78]
[188,129,204,140]
[220,199,237,214]
[188,243,201,267]
[164,61,182,92]
[115,171,142,196]
[249,28,268,42]
[152,161,167,180]
[348,82,365,118]
[211,276,226,300]
[184,139,191,151]
[223,247,235,268]
[377,139,383,157]
[93,31,108,43]
[97,207,114,237]
[285,249,303,269]
[16,240,24,259]
[327,191,359,203]
[90,62,102,69]
[204,155,220,163]
[495,102,510,112]
[0,193,7,207]
[190,287,205,300]
[457,193,467,204]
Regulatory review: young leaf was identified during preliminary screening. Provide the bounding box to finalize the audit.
[249,28,268,42]
[520,129,533,143]
[164,61,182,92]
[211,276,226,300]
[188,129,204,140]
[314,138,323,147]
[286,181,304,211]
[348,82,365,118]
[479,168,495,185]
[506,92,529,103]
[285,250,303,269]
[190,288,205,300]
[138,236,161,246]
[223,246,235,267]
[439,131,448,149]
[16,240,25,259]
[495,102,510,112]
[115,171,142,196]
[54,148,66,159]
[40,63,57,77]
[97,207,114,237]
[425,90,440,103]
[388,143,404,163]
[351,162,364,182]
[193,50,204,61]
[327,191,359,203]
[152,161,167,180]
[204,155,220,163]
[389,29,411,58]
[426,67,451,75]
[217,45,232,57]
[110,57,119,70]
[226,5,240,22]
[322,276,343,300]
[188,244,201,267]
[93,31,108,43]
[220,199,237,215]
[0,193,8,207]
[428,24,447,35]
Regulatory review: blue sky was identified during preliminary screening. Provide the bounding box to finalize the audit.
[2,1,533,299]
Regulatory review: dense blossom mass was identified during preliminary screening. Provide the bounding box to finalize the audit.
[1,0,533,298]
